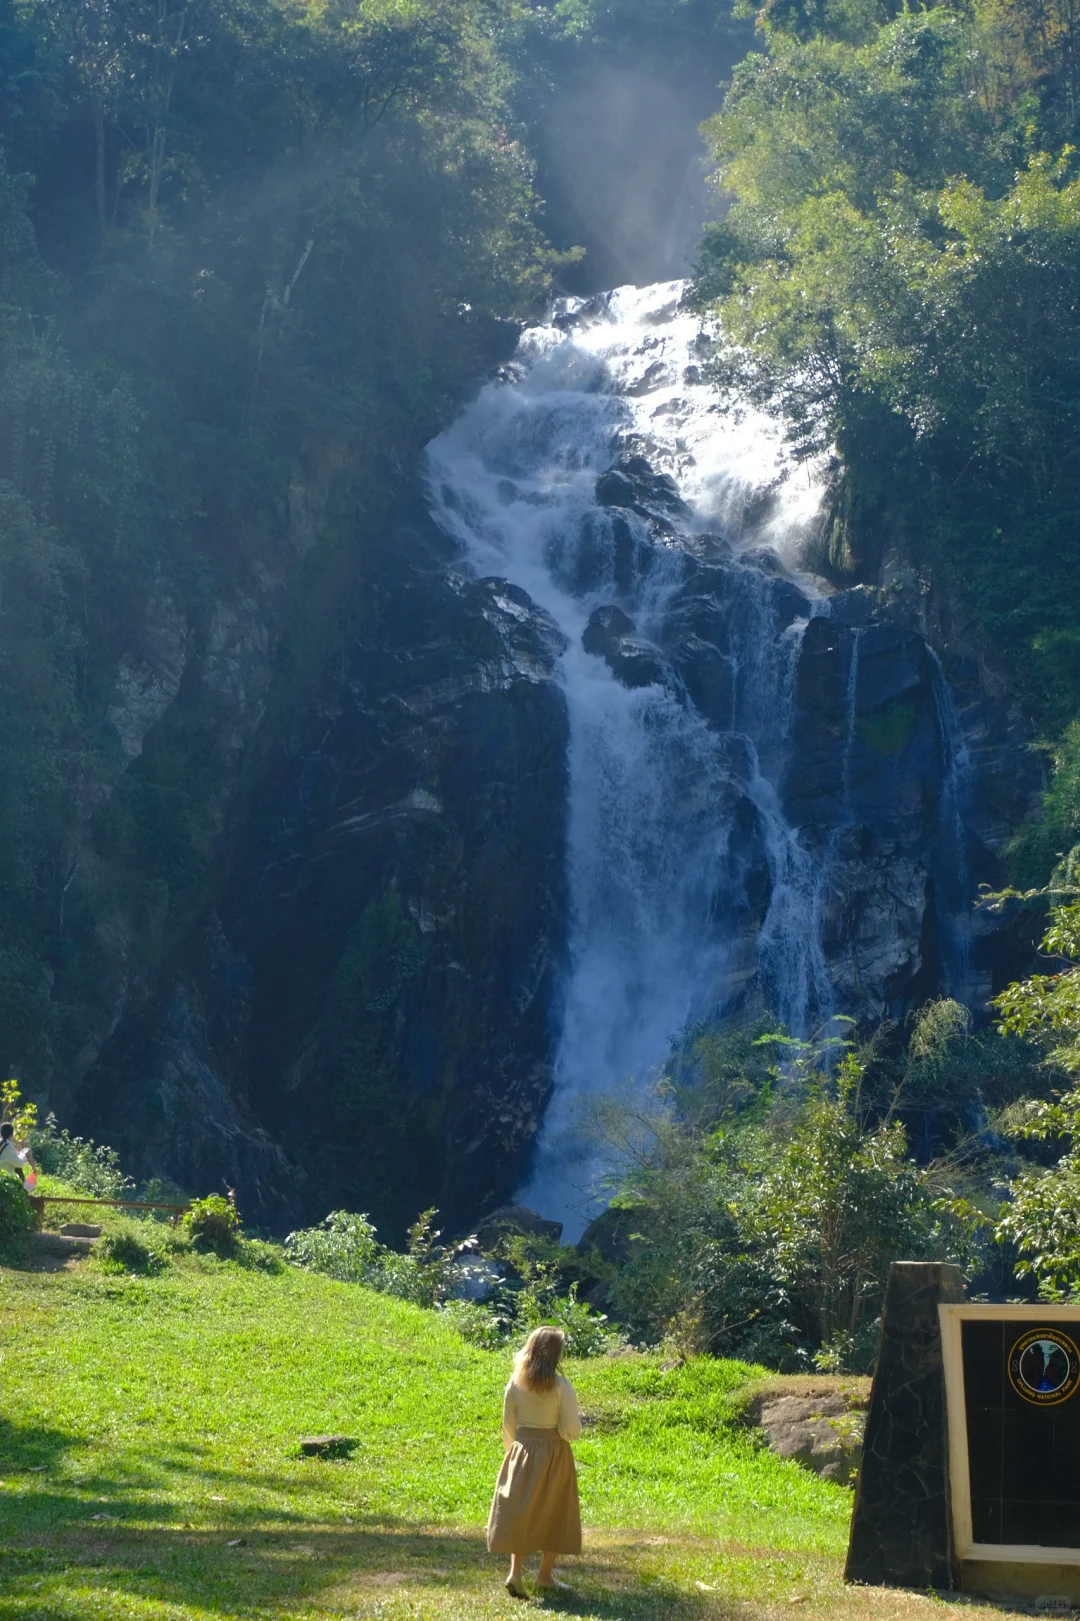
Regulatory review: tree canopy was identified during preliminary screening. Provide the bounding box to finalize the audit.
[697,0,1080,741]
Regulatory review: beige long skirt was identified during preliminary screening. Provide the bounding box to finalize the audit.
[486,1426,582,1555]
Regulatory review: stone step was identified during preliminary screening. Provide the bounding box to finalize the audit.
[28,1233,95,1267]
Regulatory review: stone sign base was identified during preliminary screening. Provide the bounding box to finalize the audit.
[845,1261,965,1590]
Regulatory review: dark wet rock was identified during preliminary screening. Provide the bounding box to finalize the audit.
[829,584,878,627]
[583,604,637,659]
[583,605,669,691]
[669,634,734,731]
[686,531,734,563]
[551,293,610,329]
[607,638,669,690]
[577,1205,639,1264]
[611,515,642,596]
[474,1204,563,1252]
[625,359,673,395]
[595,456,689,527]
[620,454,685,510]
[856,624,929,715]
[741,545,785,575]
[594,468,637,509]
[78,494,570,1237]
[772,577,813,630]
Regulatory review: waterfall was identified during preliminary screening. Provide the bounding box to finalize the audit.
[424,281,840,1234]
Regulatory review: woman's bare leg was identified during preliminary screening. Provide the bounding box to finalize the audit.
[507,1552,526,1589]
[537,1552,557,1585]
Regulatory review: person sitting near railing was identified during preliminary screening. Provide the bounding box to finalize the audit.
[0,1120,38,1183]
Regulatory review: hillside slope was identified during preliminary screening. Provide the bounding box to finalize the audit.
[0,1247,1012,1620]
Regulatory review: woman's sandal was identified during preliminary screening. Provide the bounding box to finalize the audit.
[537,1577,572,1594]
[505,1576,528,1599]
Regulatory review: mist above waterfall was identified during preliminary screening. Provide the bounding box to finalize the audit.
[533,65,718,291]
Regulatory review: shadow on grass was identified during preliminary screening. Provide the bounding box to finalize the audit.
[0,1414,87,1475]
[0,1510,1024,1621]
[0,1521,750,1619]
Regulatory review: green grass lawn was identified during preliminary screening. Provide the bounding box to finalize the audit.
[0,1216,1018,1621]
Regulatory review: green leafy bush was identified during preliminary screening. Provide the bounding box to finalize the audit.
[594,1032,970,1368]
[234,1237,285,1273]
[182,1195,241,1256]
[439,1299,510,1350]
[285,1203,621,1354]
[511,1258,623,1357]
[286,1207,460,1306]
[0,1173,34,1242]
[284,1210,380,1281]
[31,1115,133,1199]
[372,1209,459,1308]
[98,1225,169,1276]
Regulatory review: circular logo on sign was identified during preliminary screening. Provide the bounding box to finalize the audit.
[1008,1329,1080,1406]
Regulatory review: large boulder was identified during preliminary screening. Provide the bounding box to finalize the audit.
[474,1203,564,1253]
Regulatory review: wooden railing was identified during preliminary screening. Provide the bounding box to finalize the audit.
[28,1195,189,1224]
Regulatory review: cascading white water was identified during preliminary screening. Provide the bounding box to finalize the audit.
[425,281,839,1235]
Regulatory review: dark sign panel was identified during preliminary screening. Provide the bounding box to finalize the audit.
[963,1319,1080,1546]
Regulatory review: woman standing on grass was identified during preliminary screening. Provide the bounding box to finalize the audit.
[487,1325,583,1599]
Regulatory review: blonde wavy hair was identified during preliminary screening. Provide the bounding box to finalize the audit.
[513,1325,566,1393]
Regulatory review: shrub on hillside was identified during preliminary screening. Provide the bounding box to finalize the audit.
[285,1207,460,1305]
[234,1237,285,1273]
[515,1268,622,1357]
[439,1298,510,1350]
[31,1114,133,1199]
[285,1204,623,1353]
[182,1194,241,1256]
[596,1033,973,1369]
[284,1210,380,1281]
[372,1209,459,1308]
[98,1224,170,1275]
[0,1174,34,1241]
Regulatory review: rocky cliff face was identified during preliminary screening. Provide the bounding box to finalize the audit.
[76,498,568,1234]
[59,287,1043,1235]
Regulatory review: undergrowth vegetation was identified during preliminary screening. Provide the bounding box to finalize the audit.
[9,924,1080,1378]
[285,1206,621,1356]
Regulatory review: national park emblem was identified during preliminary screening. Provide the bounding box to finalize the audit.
[1008,1328,1080,1406]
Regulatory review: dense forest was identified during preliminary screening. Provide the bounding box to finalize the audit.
[0,0,748,1115]
[4,0,1080,1361]
[697,0,1080,844]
